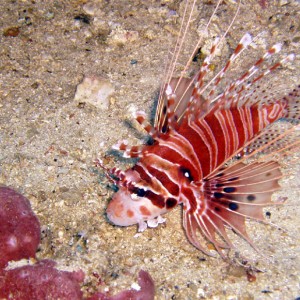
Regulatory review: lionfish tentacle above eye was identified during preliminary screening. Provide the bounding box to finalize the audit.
[99,0,300,258]
[95,159,125,185]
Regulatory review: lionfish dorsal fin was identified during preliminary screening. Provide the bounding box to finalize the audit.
[282,85,300,122]
[154,0,242,134]
[155,77,197,133]
[155,32,271,132]
[183,161,282,255]
[240,123,300,160]
[154,35,230,134]
[200,33,252,105]
[209,44,295,110]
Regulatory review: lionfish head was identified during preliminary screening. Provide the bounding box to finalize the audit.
[106,169,167,230]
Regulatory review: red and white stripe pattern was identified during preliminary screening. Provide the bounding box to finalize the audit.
[127,98,287,203]
[100,1,300,257]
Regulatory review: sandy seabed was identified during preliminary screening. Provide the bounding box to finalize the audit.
[0,0,299,299]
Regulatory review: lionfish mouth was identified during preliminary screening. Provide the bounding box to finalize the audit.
[106,188,138,227]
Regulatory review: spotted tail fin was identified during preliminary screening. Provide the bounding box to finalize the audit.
[182,161,282,256]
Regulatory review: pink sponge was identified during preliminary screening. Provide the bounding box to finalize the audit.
[0,186,40,268]
[0,260,84,300]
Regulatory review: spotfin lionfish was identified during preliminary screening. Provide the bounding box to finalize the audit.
[96,0,300,257]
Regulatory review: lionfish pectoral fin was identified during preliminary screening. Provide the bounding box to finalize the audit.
[112,139,144,158]
[201,161,282,251]
[137,220,148,232]
[183,161,282,256]
[182,203,234,258]
[146,215,166,228]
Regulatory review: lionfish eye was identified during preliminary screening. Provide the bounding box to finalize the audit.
[179,166,193,181]
[134,188,146,197]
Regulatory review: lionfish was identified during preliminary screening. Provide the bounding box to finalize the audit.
[97,0,299,257]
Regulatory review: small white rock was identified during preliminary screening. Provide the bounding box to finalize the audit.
[108,27,139,46]
[74,76,115,110]
[131,282,141,291]
[83,1,103,16]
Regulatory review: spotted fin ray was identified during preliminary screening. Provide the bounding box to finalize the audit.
[182,161,282,256]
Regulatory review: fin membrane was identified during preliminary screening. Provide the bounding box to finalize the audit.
[183,161,282,255]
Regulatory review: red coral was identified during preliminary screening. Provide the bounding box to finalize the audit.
[0,186,40,268]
